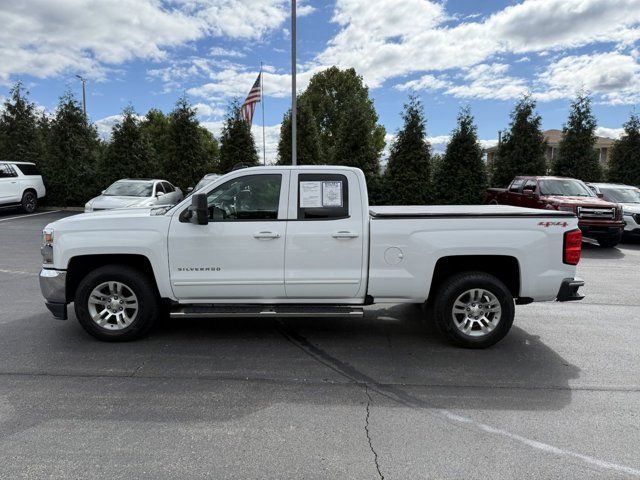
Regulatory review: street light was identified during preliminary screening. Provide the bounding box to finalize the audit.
[75,75,87,119]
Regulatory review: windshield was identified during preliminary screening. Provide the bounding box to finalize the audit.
[539,179,594,197]
[194,175,220,192]
[103,181,153,197]
[600,187,640,203]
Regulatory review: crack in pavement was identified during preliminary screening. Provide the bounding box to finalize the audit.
[364,385,385,480]
[274,319,640,479]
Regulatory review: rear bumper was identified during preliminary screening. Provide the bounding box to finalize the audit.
[39,268,68,320]
[556,277,585,302]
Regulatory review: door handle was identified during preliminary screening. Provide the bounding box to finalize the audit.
[253,231,281,239]
[332,231,359,239]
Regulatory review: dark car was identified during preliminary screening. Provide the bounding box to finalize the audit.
[487,176,625,247]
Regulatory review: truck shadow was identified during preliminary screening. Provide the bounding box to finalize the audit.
[0,306,580,439]
[145,303,579,413]
[580,241,625,259]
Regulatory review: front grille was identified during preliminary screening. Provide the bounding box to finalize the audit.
[577,207,615,220]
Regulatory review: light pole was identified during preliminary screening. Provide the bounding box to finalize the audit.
[75,75,87,120]
[291,0,297,166]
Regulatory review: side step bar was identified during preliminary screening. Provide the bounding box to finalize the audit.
[170,304,364,319]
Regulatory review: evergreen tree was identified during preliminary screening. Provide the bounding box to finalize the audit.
[432,107,487,204]
[140,108,170,178]
[552,92,602,181]
[100,106,157,185]
[383,96,431,205]
[42,92,101,205]
[607,112,640,185]
[219,101,259,173]
[491,95,547,187]
[165,96,218,189]
[0,82,43,163]
[277,97,321,165]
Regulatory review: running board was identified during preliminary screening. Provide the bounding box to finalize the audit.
[170,304,364,319]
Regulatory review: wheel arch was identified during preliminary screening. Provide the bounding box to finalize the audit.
[66,254,159,302]
[428,255,521,300]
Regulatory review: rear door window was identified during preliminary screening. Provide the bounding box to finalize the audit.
[0,164,18,178]
[297,174,349,220]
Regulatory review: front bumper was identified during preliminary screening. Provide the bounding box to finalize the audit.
[39,268,68,320]
[578,221,624,239]
[556,277,585,302]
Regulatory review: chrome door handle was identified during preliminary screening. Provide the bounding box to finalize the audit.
[253,231,281,239]
[332,231,359,239]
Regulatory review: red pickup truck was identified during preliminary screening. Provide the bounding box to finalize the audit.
[487,176,625,247]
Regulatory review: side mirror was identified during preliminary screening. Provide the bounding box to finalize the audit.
[524,190,536,198]
[596,192,604,199]
[189,193,209,225]
[156,191,165,197]
[187,187,194,193]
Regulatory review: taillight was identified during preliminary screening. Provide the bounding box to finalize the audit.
[563,229,582,265]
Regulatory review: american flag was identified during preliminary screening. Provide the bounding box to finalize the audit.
[241,73,261,124]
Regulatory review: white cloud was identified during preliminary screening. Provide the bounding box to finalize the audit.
[316,0,640,95]
[396,74,450,91]
[0,0,294,82]
[537,52,640,104]
[194,102,226,118]
[209,47,245,58]
[596,127,625,139]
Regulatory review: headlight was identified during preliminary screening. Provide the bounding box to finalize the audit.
[41,228,54,264]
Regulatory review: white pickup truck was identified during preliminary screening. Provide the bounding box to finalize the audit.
[39,166,584,348]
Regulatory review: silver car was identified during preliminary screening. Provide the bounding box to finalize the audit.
[85,179,183,212]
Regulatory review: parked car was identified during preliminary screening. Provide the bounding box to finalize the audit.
[187,173,222,196]
[40,166,584,349]
[486,175,625,247]
[85,179,183,212]
[588,182,640,239]
[0,161,46,213]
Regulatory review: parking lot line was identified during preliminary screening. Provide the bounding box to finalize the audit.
[0,210,60,223]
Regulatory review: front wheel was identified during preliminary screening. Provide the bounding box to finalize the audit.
[74,265,159,341]
[432,272,515,349]
[21,191,37,213]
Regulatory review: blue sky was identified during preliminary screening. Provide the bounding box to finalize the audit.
[1,0,639,162]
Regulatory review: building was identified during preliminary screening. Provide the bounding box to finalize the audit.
[484,129,616,171]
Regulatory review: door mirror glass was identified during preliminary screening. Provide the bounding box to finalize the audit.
[189,193,209,225]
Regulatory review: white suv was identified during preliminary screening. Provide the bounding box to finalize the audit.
[0,161,46,213]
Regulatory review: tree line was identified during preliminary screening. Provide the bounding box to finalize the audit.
[1,68,640,207]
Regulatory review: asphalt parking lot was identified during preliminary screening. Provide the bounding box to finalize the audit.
[1,209,639,479]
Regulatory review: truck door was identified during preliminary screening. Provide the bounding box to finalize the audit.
[167,171,290,300]
[284,171,366,299]
[507,178,525,205]
[0,164,20,203]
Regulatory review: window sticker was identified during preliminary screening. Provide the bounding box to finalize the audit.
[300,181,322,208]
[322,181,343,207]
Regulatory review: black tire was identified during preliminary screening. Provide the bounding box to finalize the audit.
[432,272,515,349]
[74,265,159,341]
[597,235,620,248]
[21,191,37,213]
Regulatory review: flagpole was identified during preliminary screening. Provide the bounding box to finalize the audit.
[260,63,266,166]
[291,0,297,166]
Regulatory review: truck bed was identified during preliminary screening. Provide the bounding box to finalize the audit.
[369,205,574,218]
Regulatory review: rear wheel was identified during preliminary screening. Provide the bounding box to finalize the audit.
[21,191,37,213]
[432,272,515,349]
[74,265,159,341]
